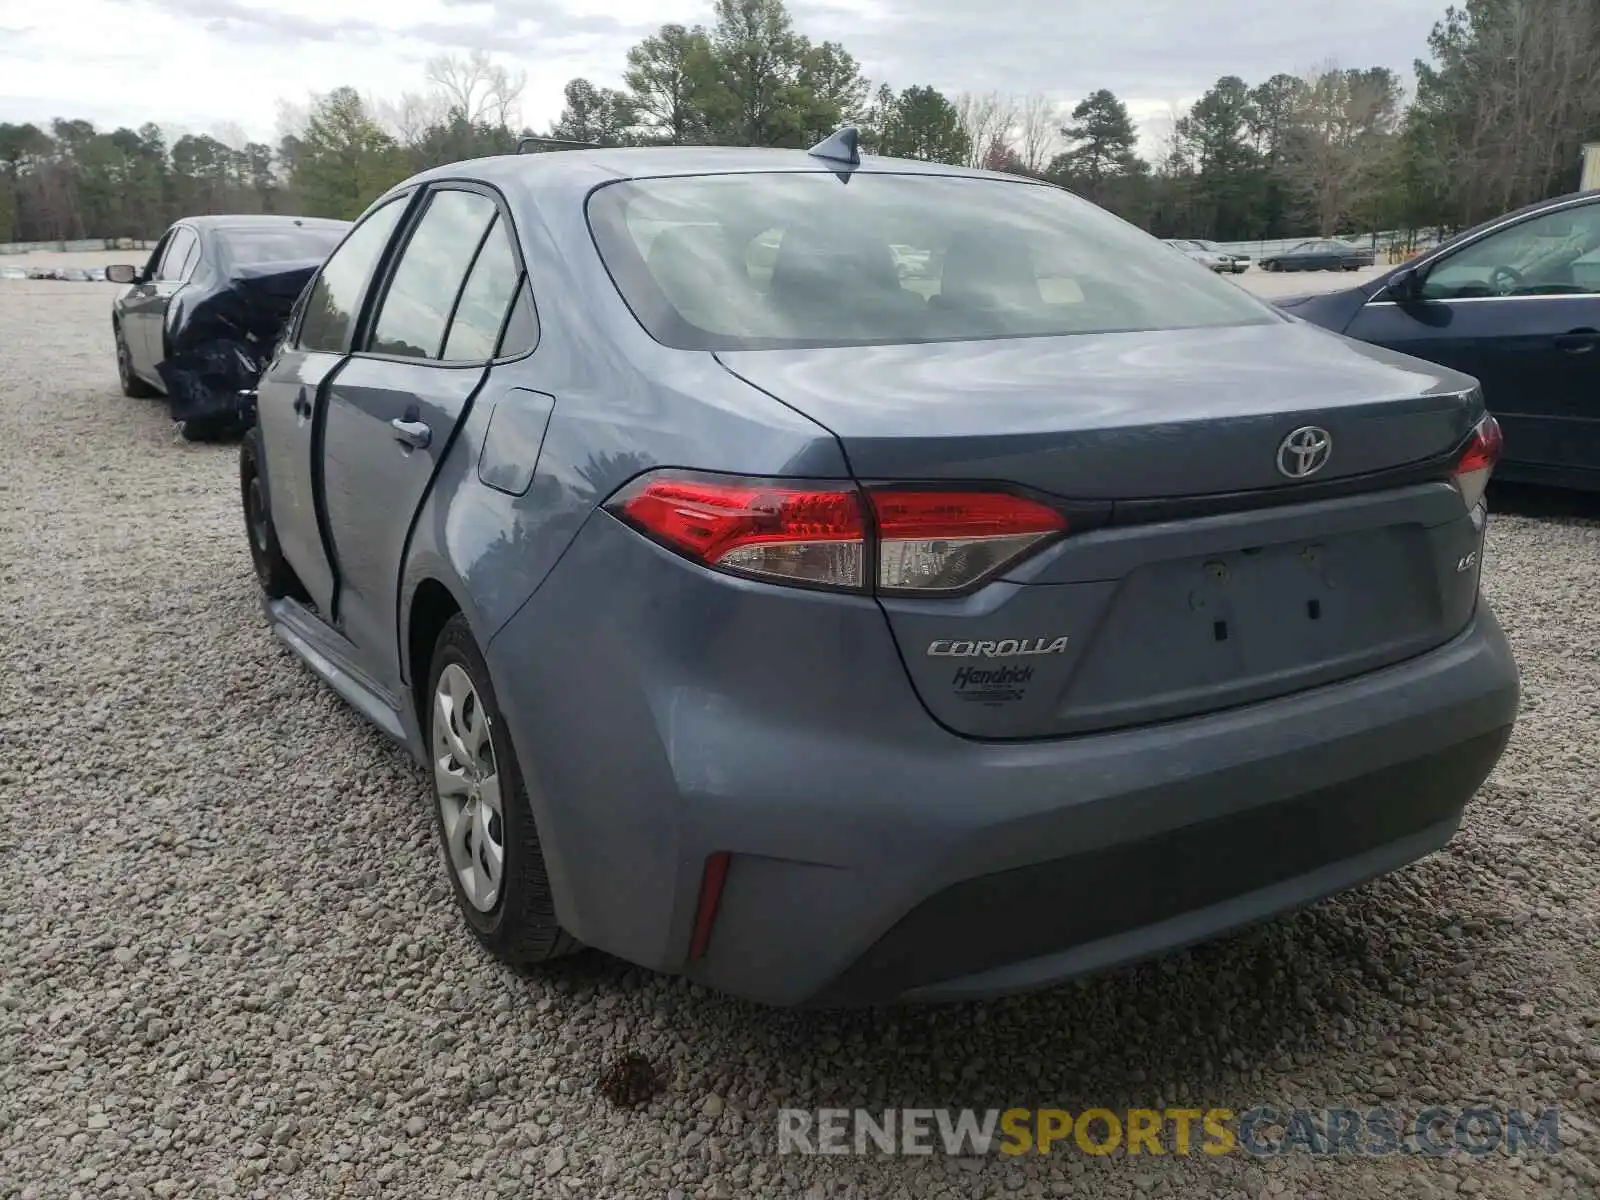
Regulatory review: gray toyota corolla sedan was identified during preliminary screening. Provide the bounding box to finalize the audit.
[240,131,1519,1007]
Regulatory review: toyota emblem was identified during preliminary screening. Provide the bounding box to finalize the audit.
[1277,426,1332,479]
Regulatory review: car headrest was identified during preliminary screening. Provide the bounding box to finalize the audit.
[938,228,1041,307]
[645,225,754,319]
[767,224,903,310]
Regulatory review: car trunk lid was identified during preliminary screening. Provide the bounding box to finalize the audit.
[714,323,1478,498]
[716,323,1489,739]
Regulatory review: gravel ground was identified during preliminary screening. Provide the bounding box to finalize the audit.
[1,280,1598,1200]
[1232,264,1392,299]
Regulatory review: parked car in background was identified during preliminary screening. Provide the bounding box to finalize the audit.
[107,214,350,438]
[1259,239,1376,272]
[239,135,1517,1007]
[1278,189,1600,491]
[1189,239,1251,273]
[1163,238,1233,272]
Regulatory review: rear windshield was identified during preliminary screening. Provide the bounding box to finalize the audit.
[586,172,1277,350]
[219,226,348,267]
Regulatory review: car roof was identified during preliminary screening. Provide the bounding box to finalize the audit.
[174,214,353,231]
[398,144,1036,196]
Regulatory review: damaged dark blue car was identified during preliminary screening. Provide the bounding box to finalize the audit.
[106,215,350,439]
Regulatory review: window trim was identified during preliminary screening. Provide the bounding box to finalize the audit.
[290,189,421,354]
[354,179,541,369]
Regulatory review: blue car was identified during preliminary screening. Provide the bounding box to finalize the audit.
[1280,189,1600,492]
[241,133,1518,1006]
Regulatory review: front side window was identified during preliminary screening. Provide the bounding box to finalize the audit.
[298,196,409,354]
[369,189,498,360]
[587,172,1277,351]
[1422,203,1600,300]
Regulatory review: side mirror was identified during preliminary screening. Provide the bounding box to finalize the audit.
[105,264,139,284]
[1385,266,1423,304]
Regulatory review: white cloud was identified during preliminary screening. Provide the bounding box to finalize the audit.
[1,0,1443,149]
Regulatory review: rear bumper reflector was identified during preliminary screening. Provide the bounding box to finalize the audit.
[688,851,731,961]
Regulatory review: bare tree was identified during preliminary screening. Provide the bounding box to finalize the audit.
[1282,59,1403,234]
[273,98,311,144]
[1015,92,1060,174]
[1150,101,1194,174]
[373,90,452,148]
[424,50,527,128]
[1413,0,1600,225]
[209,121,250,152]
[954,91,1020,168]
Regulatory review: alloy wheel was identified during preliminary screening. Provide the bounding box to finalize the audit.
[433,662,505,912]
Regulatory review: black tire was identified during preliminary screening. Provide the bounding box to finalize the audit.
[239,428,306,601]
[114,321,159,398]
[427,613,578,965]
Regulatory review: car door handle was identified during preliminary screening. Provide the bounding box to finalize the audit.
[1554,329,1598,354]
[391,418,432,449]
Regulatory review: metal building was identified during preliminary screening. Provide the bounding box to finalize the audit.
[1583,142,1600,192]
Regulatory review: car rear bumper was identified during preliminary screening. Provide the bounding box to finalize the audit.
[486,514,1519,1007]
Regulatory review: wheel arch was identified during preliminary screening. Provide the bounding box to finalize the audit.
[405,575,469,736]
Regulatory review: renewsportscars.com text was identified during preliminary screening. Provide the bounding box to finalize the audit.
[777,1106,1562,1158]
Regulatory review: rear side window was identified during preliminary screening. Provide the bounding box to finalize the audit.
[369,190,498,360]
[299,197,408,354]
[497,286,538,357]
[178,234,203,279]
[440,212,525,362]
[158,227,197,281]
[587,173,1276,351]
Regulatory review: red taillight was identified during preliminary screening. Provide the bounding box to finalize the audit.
[1453,413,1503,509]
[615,474,865,589]
[608,471,1068,594]
[870,489,1067,592]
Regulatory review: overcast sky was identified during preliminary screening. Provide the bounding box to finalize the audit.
[2,0,1448,154]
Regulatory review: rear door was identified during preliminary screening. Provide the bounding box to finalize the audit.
[1343,198,1600,479]
[317,184,526,691]
[124,226,195,375]
[257,195,413,614]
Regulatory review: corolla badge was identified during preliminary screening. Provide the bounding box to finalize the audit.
[1277,426,1333,479]
[927,636,1070,658]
